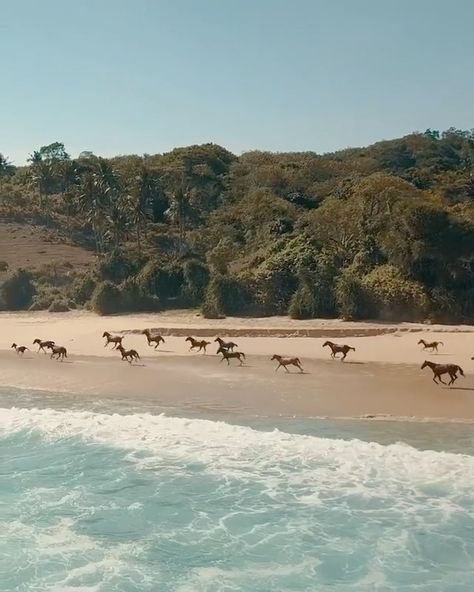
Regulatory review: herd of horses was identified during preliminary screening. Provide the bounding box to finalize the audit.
[9,331,468,386]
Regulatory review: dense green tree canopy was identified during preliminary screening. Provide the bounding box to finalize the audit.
[1,130,474,320]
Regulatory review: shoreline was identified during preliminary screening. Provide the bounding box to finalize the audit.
[1,310,474,422]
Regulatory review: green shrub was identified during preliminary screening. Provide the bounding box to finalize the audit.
[70,274,97,305]
[90,280,121,315]
[48,300,70,312]
[118,277,160,312]
[202,273,252,317]
[0,268,35,310]
[335,269,371,320]
[136,259,184,303]
[182,259,210,303]
[361,265,429,321]
[99,250,141,284]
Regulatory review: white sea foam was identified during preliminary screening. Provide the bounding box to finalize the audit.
[2,406,474,591]
[1,406,474,495]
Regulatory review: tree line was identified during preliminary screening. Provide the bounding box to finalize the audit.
[1,128,474,322]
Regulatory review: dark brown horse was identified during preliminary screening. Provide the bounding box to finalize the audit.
[142,329,165,349]
[271,354,304,373]
[48,344,67,361]
[102,331,124,349]
[215,337,238,352]
[220,350,246,366]
[11,343,29,355]
[33,338,55,353]
[117,344,140,363]
[186,337,211,354]
[418,339,443,353]
[421,360,464,385]
[323,341,355,361]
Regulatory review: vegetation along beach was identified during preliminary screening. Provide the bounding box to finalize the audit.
[2,1,474,590]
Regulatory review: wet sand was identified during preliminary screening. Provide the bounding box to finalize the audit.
[1,311,474,420]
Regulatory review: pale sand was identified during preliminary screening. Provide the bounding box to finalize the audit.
[1,310,474,420]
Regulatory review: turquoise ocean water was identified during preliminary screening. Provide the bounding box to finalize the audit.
[1,387,474,591]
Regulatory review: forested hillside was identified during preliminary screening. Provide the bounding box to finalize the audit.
[1,128,474,321]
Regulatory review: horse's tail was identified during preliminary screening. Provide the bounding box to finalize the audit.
[295,357,301,364]
[350,347,356,352]
[439,341,444,346]
[457,365,465,377]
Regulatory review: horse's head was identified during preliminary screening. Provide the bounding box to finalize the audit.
[11,343,16,348]
[271,354,280,361]
[322,341,330,347]
[185,336,193,342]
[214,337,221,343]
[417,339,424,345]
[33,338,40,344]
[141,329,149,335]
[421,360,429,369]
[102,331,110,338]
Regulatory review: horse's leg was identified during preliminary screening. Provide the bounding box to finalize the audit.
[341,352,347,361]
[284,364,290,373]
[297,363,303,373]
[227,358,230,366]
[438,374,448,385]
[275,363,280,372]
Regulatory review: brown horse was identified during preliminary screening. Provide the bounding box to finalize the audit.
[11,343,29,355]
[418,339,443,353]
[220,350,246,366]
[142,329,165,349]
[271,354,304,373]
[215,337,238,352]
[117,344,140,363]
[48,344,67,361]
[323,341,355,361]
[421,360,464,385]
[33,338,55,353]
[186,337,211,354]
[102,331,124,349]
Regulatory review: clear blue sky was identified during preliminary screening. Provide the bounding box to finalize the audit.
[1,0,473,164]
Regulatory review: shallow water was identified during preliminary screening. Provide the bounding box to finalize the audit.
[1,387,474,591]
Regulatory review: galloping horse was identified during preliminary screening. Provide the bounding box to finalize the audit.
[322,341,355,361]
[418,339,443,353]
[33,338,55,353]
[11,343,28,355]
[214,337,238,352]
[48,344,67,361]
[117,344,140,363]
[271,354,304,373]
[185,337,211,354]
[102,331,124,349]
[142,329,165,349]
[421,360,464,385]
[219,350,246,366]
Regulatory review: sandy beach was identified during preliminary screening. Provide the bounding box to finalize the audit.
[1,310,474,420]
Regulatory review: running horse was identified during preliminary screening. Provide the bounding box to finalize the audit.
[11,343,29,355]
[418,339,443,353]
[214,337,238,352]
[117,344,140,363]
[185,337,211,354]
[421,360,464,385]
[142,329,165,349]
[322,341,355,361]
[271,354,304,373]
[33,338,55,353]
[48,344,68,361]
[102,331,124,349]
[219,350,246,366]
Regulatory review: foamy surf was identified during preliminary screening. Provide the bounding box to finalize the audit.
[2,405,474,591]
